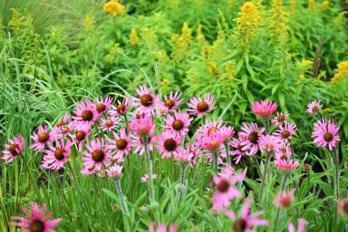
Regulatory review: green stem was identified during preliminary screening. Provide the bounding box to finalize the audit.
[178,163,187,200]
[144,136,155,202]
[260,153,271,204]
[22,156,42,202]
[115,177,129,214]
[224,142,231,166]
[274,173,289,230]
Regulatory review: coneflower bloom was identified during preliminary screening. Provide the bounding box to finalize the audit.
[156,132,183,158]
[226,199,268,232]
[110,97,132,116]
[306,100,322,115]
[288,218,307,232]
[54,114,71,128]
[71,125,90,150]
[107,128,132,161]
[187,93,215,116]
[311,119,340,150]
[131,134,155,155]
[274,189,294,208]
[220,125,235,141]
[95,96,113,114]
[2,134,25,163]
[141,173,158,183]
[149,223,177,232]
[100,117,119,132]
[251,100,277,118]
[201,133,225,152]
[164,111,191,137]
[238,122,265,155]
[271,112,289,126]
[275,142,293,161]
[274,122,297,141]
[337,197,348,216]
[30,125,57,152]
[72,100,99,128]
[106,164,123,177]
[11,203,61,232]
[229,138,248,164]
[134,85,159,115]
[196,120,225,140]
[212,166,245,211]
[173,148,195,163]
[274,158,299,171]
[159,92,183,113]
[41,139,72,170]
[81,139,111,175]
[128,113,155,136]
[258,134,282,154]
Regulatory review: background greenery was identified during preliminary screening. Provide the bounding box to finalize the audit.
[0,0,348,231]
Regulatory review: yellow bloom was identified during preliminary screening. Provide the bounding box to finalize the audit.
[268,0,288,45]
[129,28,139,45]
[331,61,348,84]
[309,0,315,13]
[102,0,125,17]
[196,24,205,43]
[301,59,313,67]
[319,0,329,10]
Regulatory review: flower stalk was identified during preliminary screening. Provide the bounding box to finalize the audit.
[114,177,129,214]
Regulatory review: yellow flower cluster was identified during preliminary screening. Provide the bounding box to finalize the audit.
[102,0,125,17]
[319,0,329,10]
[269,0,288,45]
[234,1,263,49]
[171,22,192,61]
[331,61,348,84]
[129,28,139,46]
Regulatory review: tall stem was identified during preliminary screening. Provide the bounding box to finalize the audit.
[332,149,339,199]
[260,153,271,203]
[22,156,42,201]
[224,142,231,166]
[144,136,155,202]
[114,177,129,214]
[178,163,187,200]
[274,173,289,230]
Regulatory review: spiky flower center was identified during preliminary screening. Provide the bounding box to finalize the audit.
[105,120,114,127]
[140,94,153,106]
[96,103,106,113]
[164,138,177,151]
[208,127,218,135]
[324,132,333,142]
[280,155,288,160]
[281,130,290,139]
[117,103,126,113]
[277,114,285,122]
[81,110,93,121]
[55,120,65,127]
[197,101,209,112]
[233,218,247,232]
[116,139,128,150]
[61,127,70,134]
[29,220,45,232]
[9,144,19,156]
[54,148,65,160]
[216,179,229,192]
[279,194,292,207]
[164,99,175,109]
[92,149,105,162]
[312,105,319,113]
[75,131,86,141]
[172,120,184,130]
[247,131,258,144]
[38,132,49,143]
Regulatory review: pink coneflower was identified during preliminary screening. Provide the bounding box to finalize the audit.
[212,166,245,211]
[225,199,268,232]
[220,125,235,141]
[95,96,113,114]
[149,223,177,232]
[107,128,132,161]
[41,139,72,170]
[229,138,248,164]
[54,114,71,128]
[274,189,294,208]
[274,159,299,171]
[311,119,340,150]
[141,173,158,183]
[173,148,195,163]
[2,134,25,163]
[164,111,191,137]
[81,139,111,175]
[238,122,265,155]
[187,93,215,116]
[30,125,57,152]
[72,100,99,128]
[271,112,289,126]
[337,197,348,216]
[251,100,277,118]
[258,134,282,154]
[288,218,307,232]
[275,142,293,161]
[160,91,183,113]
[131,134,155,155]
[156,131,183,158]
[274,122,297,141]
[128,113,155,136]
[11,203,61,232]
[306,100,322,115]
[110,97,132,116]
[106,164,123,178]
[71,125,90,150]
[100,117,119,132]
[201,133,225,152]
[134,85,159,115]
